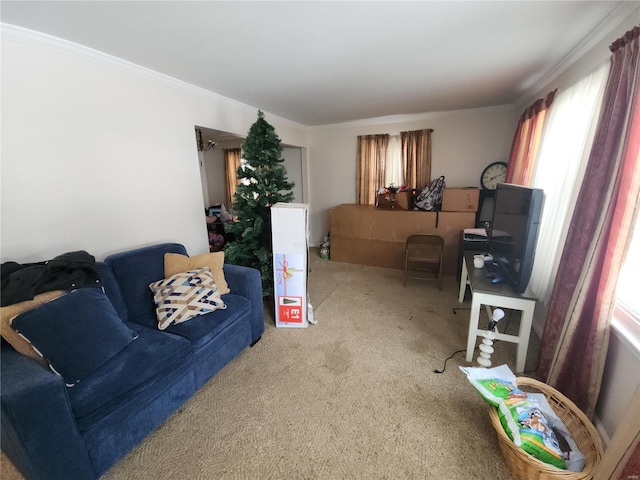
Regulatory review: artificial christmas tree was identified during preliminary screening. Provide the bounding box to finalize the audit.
[224,110,294,297]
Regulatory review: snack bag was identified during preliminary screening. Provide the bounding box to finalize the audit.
[460,365,566,470]
[459,364,524,407]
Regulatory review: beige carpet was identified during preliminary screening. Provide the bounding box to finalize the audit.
[2,250,540,479]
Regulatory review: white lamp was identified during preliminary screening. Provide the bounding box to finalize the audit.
[477,308,505,367]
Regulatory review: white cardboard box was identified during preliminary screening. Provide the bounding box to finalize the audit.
[271,203,309,328]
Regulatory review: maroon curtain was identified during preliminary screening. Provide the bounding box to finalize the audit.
[537,26,640,421]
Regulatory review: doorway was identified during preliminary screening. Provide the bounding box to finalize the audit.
[195,126,306,209]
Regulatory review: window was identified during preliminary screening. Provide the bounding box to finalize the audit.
[385,136,403,188]
[528,63,609,305]
[614,214,640,349]
[356,129,432,205]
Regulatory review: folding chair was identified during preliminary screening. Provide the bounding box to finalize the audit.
[403,234,444,289]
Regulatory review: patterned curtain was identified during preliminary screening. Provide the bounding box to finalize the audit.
[537,26,640,425]
[401,129,433,189]
[224,148,242,206]
[505,91,556,186]
[356,134,389,205]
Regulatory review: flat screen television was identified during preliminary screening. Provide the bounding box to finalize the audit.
[488,183,544,294]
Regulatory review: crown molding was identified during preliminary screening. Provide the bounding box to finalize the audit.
[0,23,308,132]
[515,2,640,110]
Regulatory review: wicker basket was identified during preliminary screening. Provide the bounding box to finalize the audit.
[488,377,603,480]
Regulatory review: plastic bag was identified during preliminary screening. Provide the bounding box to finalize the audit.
[529,394,585,472]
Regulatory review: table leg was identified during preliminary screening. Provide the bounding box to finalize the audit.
[458,257,468,303]
[466,297,482,363]
[515,301,534,373]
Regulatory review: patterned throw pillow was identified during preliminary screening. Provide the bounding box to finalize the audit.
[149,267,226,330]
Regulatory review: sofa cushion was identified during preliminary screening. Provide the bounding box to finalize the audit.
[164,252,230,295]
[10,288,138,387]
[163,293,248,349]
[163,293,252,387]
[67,322,194,436]
[105,243,187,327]
[149,268,226,330]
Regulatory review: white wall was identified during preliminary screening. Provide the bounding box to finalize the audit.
[596,331,640,443]
[0,26,307,263]
[305,106,516,244]
[283,147,303,203]
[1,27,515,260]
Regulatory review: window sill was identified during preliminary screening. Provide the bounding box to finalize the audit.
[611,302,640,357]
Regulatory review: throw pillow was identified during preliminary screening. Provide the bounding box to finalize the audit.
[164,252,230,295]
[149,267,227,330]
[0,290,66,366]
[10,288,138,387]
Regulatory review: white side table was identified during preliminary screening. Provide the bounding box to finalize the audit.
[458,252,536,373]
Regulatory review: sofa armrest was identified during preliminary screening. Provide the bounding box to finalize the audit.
[1,345,95,480]
[223,264,265,343]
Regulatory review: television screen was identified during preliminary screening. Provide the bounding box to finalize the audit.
[488,184,544,294]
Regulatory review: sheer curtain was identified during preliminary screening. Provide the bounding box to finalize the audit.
[528,63,610,306]
[356,134,389,205]
[385,136,403,187]
[224,148,242,206]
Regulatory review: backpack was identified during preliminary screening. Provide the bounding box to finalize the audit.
[414,176,446,211]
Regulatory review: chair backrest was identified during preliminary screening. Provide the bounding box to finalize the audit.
[406,234,444,249]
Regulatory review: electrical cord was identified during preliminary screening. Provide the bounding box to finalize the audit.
[434,309,515,374]
[433,348,472,374]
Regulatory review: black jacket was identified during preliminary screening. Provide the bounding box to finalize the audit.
[1,250,100,307]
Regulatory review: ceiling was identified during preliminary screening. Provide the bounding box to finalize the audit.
[2,1,637,126]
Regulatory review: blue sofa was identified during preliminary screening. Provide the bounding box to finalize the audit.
[1,243,265,480]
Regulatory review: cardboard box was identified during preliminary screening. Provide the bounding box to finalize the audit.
[331,236,405,269]
[329,205,475,275]
[441,188,480,212]
[395,191,412,210]
[375,191,413,210]
[271,203,309,328]
[375,192,395,209]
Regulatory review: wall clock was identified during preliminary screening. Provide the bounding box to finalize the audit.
[480,162,508,190]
